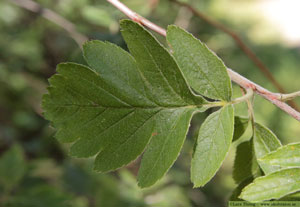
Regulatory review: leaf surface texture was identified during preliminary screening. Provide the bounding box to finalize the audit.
[253,123,282,174]
[240,168,300,202]
[259,143,300,168]
[233,140,260,184]
[232,116,249,142]
[167,25,232,101]
[191,105,234,187]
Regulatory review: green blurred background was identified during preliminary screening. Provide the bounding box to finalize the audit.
[0,0,299,206]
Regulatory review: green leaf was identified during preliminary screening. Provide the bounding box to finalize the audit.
[42,20,206,188]
[253,123,282,174]
[166,25,232,101]
[259,143,300,168]
[119,20,203,108]
[0,144,26,190]
[279,191,300,201]
[137,109,194,187]
[232,116,249,142]
[121,19,206,187]
[191,105,234,187]
[233,140,260,184]
[230,177,254,201]
[240,168,300,202]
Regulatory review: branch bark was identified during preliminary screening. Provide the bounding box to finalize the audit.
[107,0,300,122]
[107,0,166,36]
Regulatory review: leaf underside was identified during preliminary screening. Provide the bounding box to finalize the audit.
[240,168,300,202]
[253,123,282,175]
[230,177,254,201]
[232,116,249,142]
[42,20,207,188]
[233,140,260,184]
[191,105,234,187]
[259,143,300,168]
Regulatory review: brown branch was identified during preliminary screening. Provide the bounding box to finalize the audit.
[107,0,166,36]
[10,0,88,48]
[227,69,300,121]
[170,0,298,110]
[107,0,300,122]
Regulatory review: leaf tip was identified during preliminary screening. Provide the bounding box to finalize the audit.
[166,24,178,32]
[136,181,147,189]
[166,25,182,41]
[137,171,166,189]
[191,178,208,188]
[192,183,202,188]
[119,19,137,29]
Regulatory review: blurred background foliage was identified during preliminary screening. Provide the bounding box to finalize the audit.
[0,0,299,206]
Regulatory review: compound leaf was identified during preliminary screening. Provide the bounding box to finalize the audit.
[240,168,300,202]
[42,20,206,188]
[191,105,234,187]
[167,25,232,101]
[253,123,282,174]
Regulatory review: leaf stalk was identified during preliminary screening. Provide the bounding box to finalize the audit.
[280,91,300,102]
[230,88,253,105]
